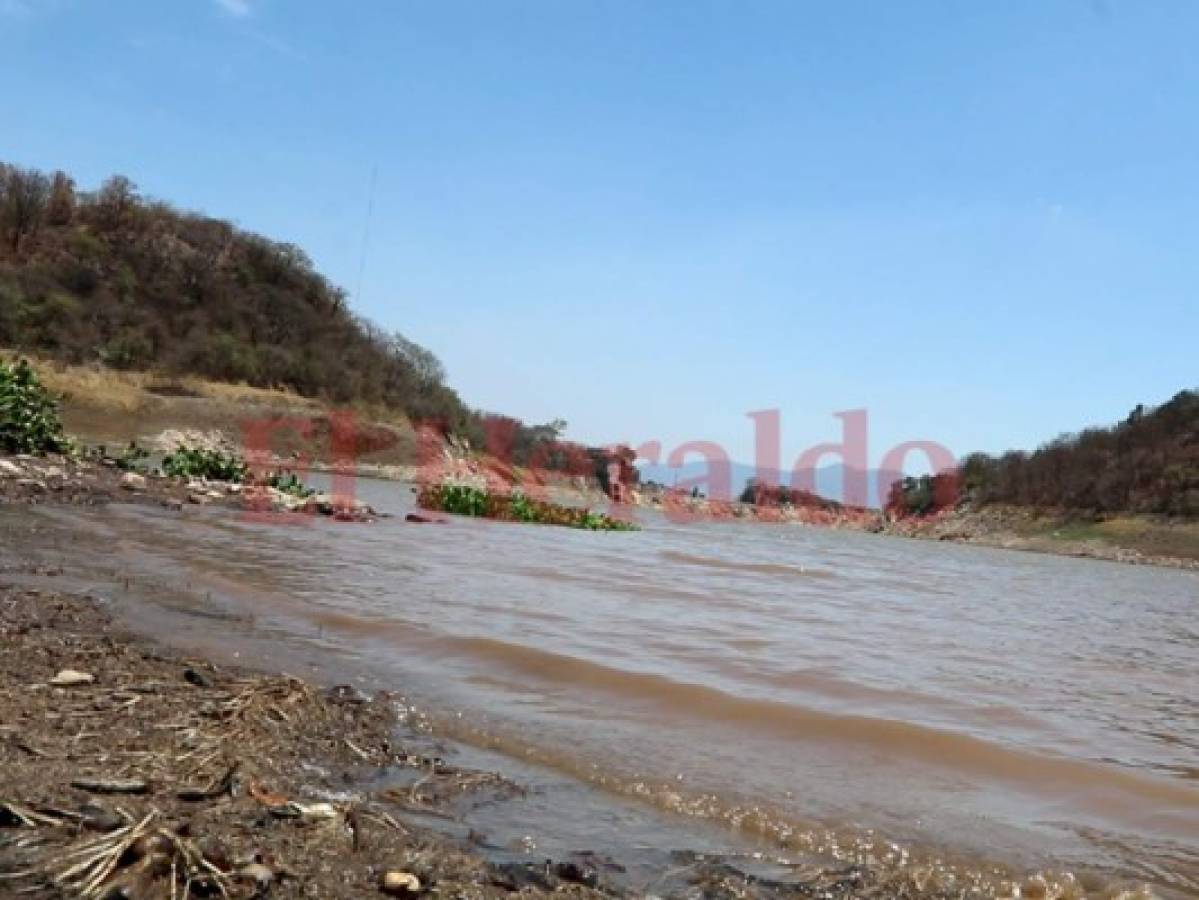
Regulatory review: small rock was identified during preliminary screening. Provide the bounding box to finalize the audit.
[49,669,95,686]
[380,871,421,895]
[80,802,124,832]
[0,459,21,476]
[553,861,599,888]
[490,863,554,891]
[187,492,209,505]
[183,668,213,688]
[239,863,275,892]
[294,801,338,821]
[70,778,149,795]
[120,472,147,491]
[327,684,369,705]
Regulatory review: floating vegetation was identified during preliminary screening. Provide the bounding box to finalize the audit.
[161,445,248,482]
[265,470,315,499]
[418,483,639,531]
[0,358,73,455]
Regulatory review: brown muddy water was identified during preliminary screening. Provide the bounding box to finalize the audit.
[8,480,1198,898]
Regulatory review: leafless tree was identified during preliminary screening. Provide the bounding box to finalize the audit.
[0,165,51,252]
[46,171,76,226]
[97,174,138,228]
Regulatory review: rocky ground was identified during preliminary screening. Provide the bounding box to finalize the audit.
[0,453,379,523]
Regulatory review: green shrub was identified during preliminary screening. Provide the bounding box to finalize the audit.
[162,445,247,482]
[0,358,73,455]
[417,483,638,531]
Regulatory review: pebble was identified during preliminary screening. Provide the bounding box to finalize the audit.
[49,669,94,686]
[120,472,147,490]
[79,802,124,832]
[183,668,213,688]
[380,871,421,895]
[239,863,275,892]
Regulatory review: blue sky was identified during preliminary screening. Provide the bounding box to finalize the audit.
[2,0,1196,472]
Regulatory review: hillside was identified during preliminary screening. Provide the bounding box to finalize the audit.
[888,390,1199,519]
[0,161,592,473]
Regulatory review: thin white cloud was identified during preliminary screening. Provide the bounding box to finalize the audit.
[214,0,253,17]
[1,0,70,18]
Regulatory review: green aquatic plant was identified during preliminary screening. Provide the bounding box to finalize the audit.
[0,358,73,455]
[266,470,315,498]
[417,483,638,531]
[162,445,248,482]
[508,490,539,523]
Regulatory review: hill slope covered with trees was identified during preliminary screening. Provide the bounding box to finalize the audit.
[0,161,564,460]
[889,390,1199,518]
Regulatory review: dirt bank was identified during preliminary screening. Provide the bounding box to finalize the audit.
[875,504,1199,571]
[0,453,379,523]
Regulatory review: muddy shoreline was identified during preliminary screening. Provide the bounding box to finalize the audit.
[0,583,635,899]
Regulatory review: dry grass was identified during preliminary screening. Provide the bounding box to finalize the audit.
[0,350,319,413]
[0,352,419,464]
[9,355,148,413]
[1079,516,1199,562]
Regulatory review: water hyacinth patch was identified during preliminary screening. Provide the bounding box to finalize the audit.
[418,483,638,531]
[161,446,248,483]
[266,470,315,498]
